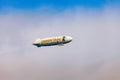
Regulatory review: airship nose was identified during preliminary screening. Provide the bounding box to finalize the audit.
[66,36,72,41]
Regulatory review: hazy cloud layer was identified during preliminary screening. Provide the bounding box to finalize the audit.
[0,7,120,80]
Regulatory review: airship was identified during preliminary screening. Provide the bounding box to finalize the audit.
[32,35,72,47]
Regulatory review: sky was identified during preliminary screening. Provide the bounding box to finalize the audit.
[0,0,108,9]
[0,0,120,80]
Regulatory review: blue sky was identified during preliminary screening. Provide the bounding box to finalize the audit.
[0,0,120,11]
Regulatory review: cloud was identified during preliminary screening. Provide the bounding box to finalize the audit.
[0,6,120,80]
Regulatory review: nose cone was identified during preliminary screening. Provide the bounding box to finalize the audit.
[66,36,72,42]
